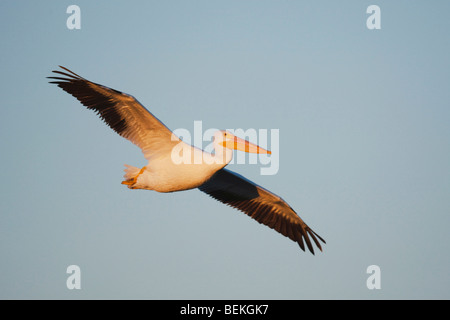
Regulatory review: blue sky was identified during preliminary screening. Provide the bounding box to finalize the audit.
[1,1,449,299]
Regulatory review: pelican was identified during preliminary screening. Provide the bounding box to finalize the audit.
[48,66,325,254]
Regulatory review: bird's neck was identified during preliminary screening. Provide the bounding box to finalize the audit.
[215,145,233,166]
[202,143,233,172]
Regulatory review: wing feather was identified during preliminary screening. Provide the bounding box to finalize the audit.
[48,66,179,159]
[198,168,325,254]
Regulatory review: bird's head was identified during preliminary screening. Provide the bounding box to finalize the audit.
[213,130,271,154]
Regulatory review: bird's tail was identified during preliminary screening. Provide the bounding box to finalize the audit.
[121,164,141,188]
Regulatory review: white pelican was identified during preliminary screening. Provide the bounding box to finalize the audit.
[48,66,325,254]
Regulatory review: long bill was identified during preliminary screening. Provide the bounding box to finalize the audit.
[222,135,272,154]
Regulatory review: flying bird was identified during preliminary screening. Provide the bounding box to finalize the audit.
[48,66,325,254]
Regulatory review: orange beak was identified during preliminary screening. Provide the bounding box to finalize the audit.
[221,135,271,154]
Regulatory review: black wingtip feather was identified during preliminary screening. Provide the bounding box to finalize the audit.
[58,65,84,79]
[51,70,80,80]
[308,231,322,252]
[48,66,130,137]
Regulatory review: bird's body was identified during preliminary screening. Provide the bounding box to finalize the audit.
[48,66,326,254]
[124,141,227,193]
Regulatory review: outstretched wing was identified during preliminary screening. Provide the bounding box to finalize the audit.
[198,168,325,254]
[48,66,179,159]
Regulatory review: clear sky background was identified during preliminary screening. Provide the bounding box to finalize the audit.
[1,1,449,299]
